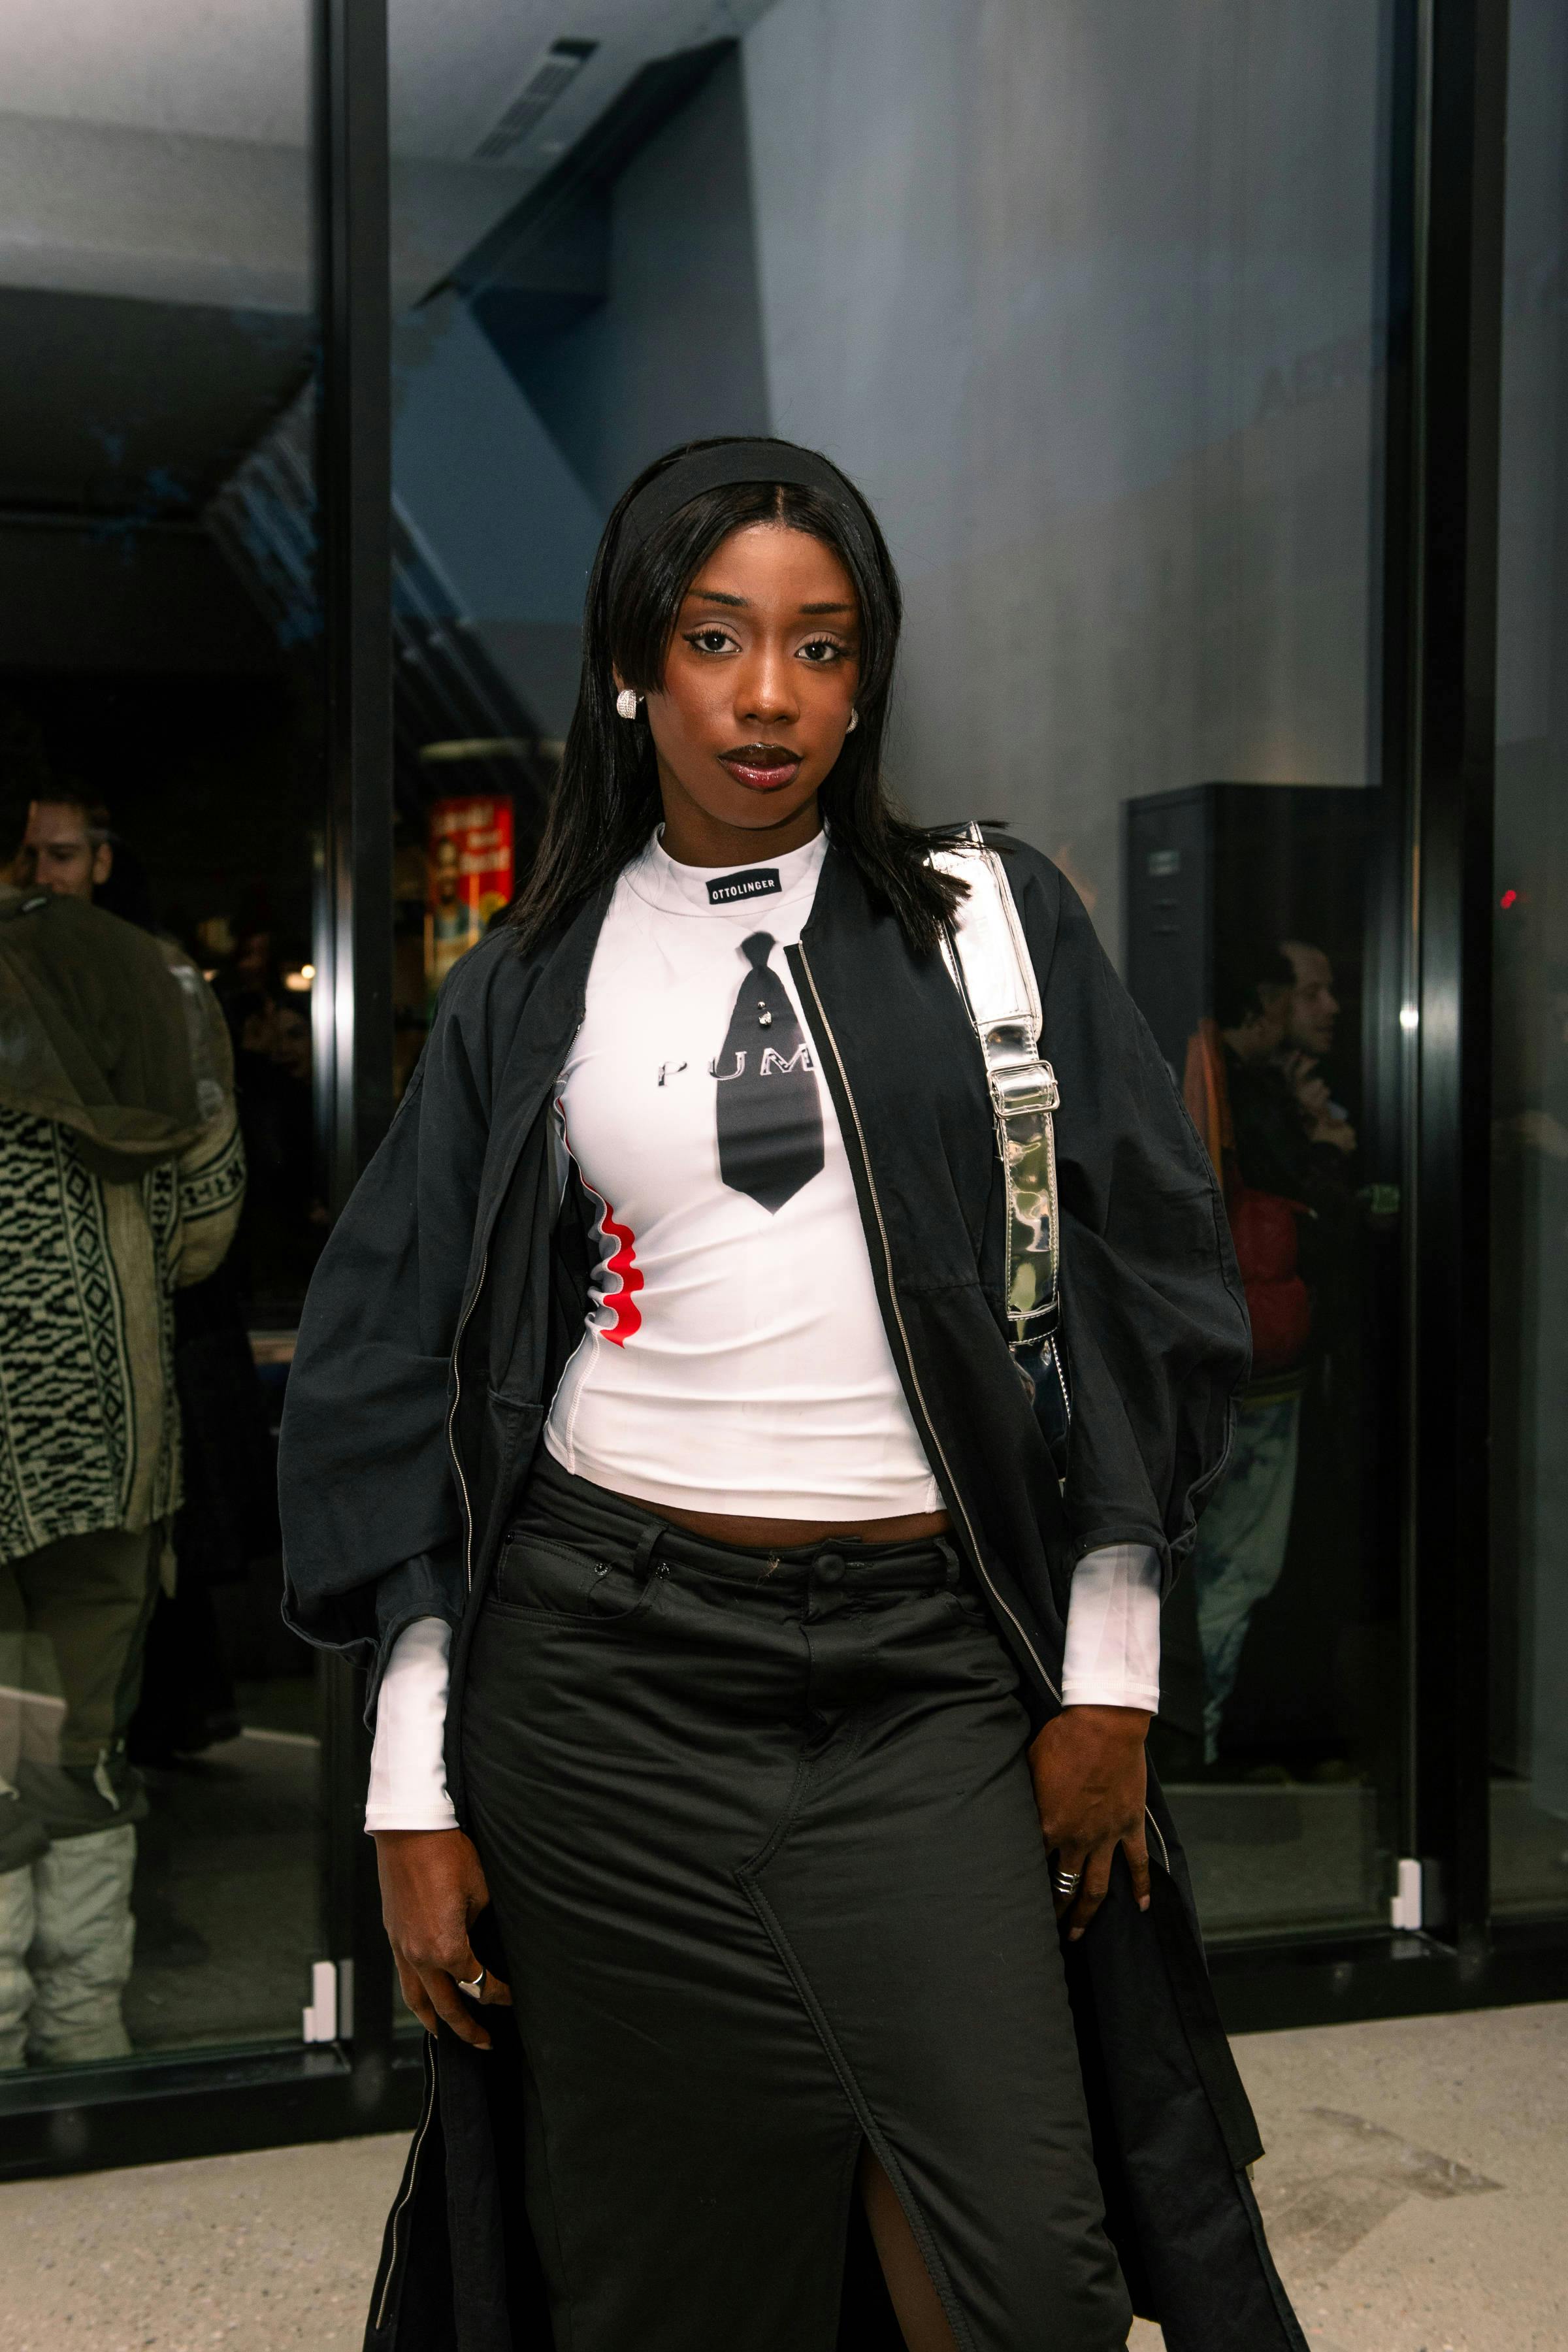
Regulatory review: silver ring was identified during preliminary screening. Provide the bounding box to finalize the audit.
[1053,1869,1081,1899]
[457,1968,487,1998]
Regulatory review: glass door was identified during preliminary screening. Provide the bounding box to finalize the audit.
[0,0,329,2080]
[385,3,627,1092]
[380,0,1412,1948]
[1489,0,1568,1924]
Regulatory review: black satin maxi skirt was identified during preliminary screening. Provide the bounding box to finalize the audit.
[461,1455,1132,2352]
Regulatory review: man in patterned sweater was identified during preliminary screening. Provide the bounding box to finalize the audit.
[0,833,244,2065]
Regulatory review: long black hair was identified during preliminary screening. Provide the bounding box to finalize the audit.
[508,436,963,955]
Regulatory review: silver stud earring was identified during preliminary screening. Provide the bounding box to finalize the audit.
[615,687,640,721]
[846,708,859,733]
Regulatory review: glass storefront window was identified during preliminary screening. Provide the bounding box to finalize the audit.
[1132,783,1399,1938]
[0,3,325,2072]
[1490,0,1568,1921]
[384,0,1405,1942]
[387,20,580,1092]
[0,0,1554,2174]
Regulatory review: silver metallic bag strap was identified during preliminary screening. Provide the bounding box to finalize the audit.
[927,825,1066,1377]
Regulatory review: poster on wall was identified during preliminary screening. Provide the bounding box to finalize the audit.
[425,794,515,1000]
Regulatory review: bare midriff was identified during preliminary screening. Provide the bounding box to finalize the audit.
[611,1492,951,1550]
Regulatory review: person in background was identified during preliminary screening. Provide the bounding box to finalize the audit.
[425,832,475,998]
[1224,939,1357,1230]
[1182,934,1357,1767]
[1279,938,1341,1058]
[12,790,112,900]
[1275,939,1357,1160]
[212,919,286,1038]
[9,787,159,934]
[12,792,265,1771]
[0,844,244,2066]
[220,950,321,1311]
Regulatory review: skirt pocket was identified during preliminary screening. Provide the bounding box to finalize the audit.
[491,1533,663,1629]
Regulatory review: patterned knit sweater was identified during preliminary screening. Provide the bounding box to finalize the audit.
[0,962,245,1562]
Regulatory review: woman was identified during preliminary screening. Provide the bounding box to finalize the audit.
[280,438,1305,2351]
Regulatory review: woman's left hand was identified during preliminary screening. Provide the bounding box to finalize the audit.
[1028,1705,1152,1941]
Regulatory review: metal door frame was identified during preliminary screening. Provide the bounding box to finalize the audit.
[0,0,415,2178]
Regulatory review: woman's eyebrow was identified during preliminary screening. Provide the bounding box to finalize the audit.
[683,589,858,616]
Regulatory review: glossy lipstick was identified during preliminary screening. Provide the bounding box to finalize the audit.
[717,742,802,792]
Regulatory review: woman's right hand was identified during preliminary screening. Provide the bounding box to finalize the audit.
[373,1828,512,2051]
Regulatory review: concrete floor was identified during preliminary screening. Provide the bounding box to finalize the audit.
[3,2002,1563,2351]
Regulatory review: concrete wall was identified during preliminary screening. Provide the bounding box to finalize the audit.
[393,49,771,736]
[388,2,1390,958]
[741,0,1390,955]
[393,293,604,734]
[0,106,536,318]
[508,49,770,514]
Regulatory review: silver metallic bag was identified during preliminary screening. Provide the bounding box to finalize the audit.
[928,825,1071,1480]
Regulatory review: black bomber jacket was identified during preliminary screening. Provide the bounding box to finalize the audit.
[278,836,1305,2352]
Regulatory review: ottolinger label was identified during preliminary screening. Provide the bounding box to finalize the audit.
[706,870,782,905]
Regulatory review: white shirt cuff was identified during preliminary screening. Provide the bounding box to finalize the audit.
[1060,1543,1162,1712]
[364,1617,459,1833]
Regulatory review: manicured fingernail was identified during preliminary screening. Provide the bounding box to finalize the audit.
[1139,1897,1151,1912]
[1069,1927,1084,1942]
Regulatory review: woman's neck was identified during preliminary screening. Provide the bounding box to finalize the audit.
[656,782,823,870]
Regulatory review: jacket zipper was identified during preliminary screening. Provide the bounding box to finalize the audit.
[446,1072,587,1599]
[792,939,1062,1708]
[374,2037,438,2332]
[448,1245,489,1590]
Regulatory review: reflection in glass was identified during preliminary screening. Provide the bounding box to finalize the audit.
[1490,0,1568,1920]
[1130,786,1397,1938]
[0,1,322,2068]
[386,0,1401,1940]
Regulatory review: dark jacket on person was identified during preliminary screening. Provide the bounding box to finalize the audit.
[278,837,1304,2352]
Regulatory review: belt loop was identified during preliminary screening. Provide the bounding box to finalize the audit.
[937,1539,962,1592]
[630,1520,667,1582]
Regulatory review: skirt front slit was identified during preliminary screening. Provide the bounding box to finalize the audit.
[461,1456,1132,2352]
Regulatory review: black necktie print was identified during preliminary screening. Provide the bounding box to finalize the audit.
[713,931,825,1213]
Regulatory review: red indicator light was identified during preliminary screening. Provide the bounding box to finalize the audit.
[1500,889,1518,909]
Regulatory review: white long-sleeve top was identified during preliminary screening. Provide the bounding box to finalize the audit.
[365,830,1160,1833]
[543,828,942,1516]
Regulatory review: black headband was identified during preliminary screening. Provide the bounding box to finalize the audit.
[616,439,875,566]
